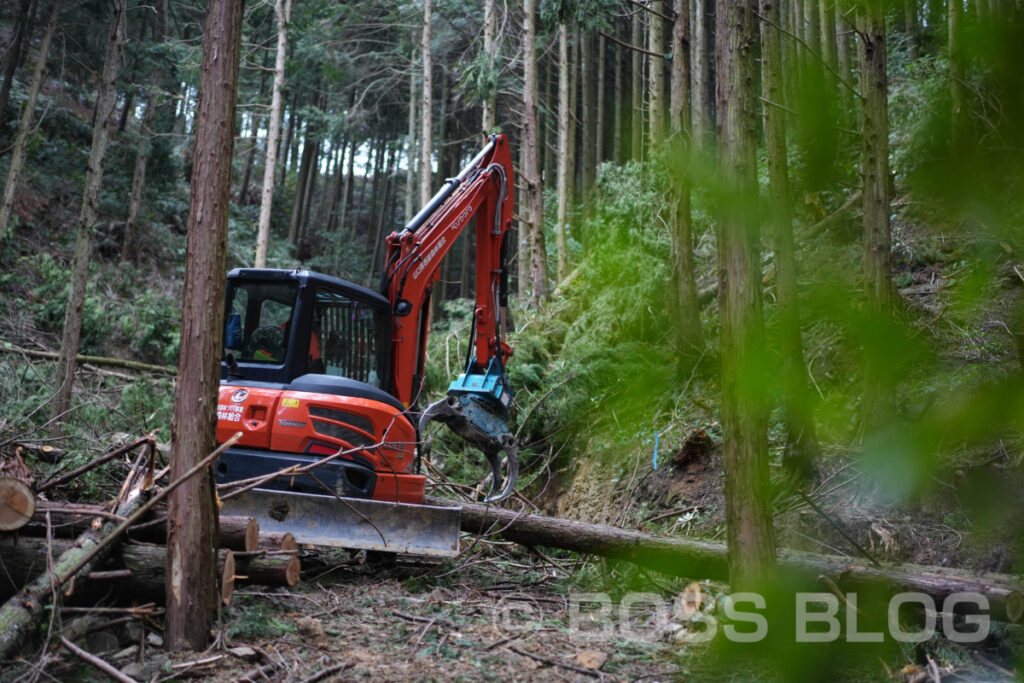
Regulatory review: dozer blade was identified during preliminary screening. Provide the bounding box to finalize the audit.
[221,489,462,558]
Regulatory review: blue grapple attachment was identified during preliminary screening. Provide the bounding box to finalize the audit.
[418,356,518,503]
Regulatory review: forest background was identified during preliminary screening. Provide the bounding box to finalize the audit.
[0,0,1023,678]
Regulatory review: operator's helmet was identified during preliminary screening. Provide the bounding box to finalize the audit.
[251,325,285,361]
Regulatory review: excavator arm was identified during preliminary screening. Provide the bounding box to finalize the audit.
[381,134,518,501]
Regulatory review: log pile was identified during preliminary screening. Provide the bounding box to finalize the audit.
[0,433,301,662]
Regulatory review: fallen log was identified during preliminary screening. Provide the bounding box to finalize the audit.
[0,344,176,375]
[19,502,259,551]
[430,496,1024,623]
[0,538,296,601]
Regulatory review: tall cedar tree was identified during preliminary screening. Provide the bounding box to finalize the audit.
[857,0,893,435]
[255,0,292,268]
[523,0,548,303]
[0,0,61,241]
[49,0,123,437]
[715,0,776,590]
[166,0,244,650]
[759,0,818,478]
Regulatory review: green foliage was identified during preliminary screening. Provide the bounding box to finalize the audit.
[225,601,297,640]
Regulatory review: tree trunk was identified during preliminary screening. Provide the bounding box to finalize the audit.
[121,91,158,264]
[690,0,710,149]
[949,0,967,154]
[760,0,819,480]
[581,32,596,192]
[614,19,624,163]
[287,125,316,245]
[429,495,1024,622]
[631,10,645,158]
[0,0,60,241]
[405,53,418,223]
[857,0,893,435]
[166,0,243,651]
[420,0,433,207]
[669,0,704,361]
[523,0,548,303]
[596,34,606,168]
[482,0,497,131]
[48,0,123,438]
[715,0,776,591]
[648,0,666,147]
[555,23,571,283]
[0,0,36,129]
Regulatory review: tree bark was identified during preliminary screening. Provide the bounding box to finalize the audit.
[857,0,893,435]
[166,0,243,652]
[0,0,36,129]
[0,0,60,242]
[405,53,418,223]
[648,0,666,147]
[581,32,596,192]
[596,35,606,168]
[555,24,571,283]
[254,0,290,269]
[631,10,645,158]
[430,496,1024,622]
[522,0,548,303]
[690,0,710,149]
[760,0,819,480]
[48,0,123,438]
[482,0,497,131]
[949,0,967,154]
[669,0,704,361]
[120,91,158,264]
[420,0,433,207]
[715,0,776,591]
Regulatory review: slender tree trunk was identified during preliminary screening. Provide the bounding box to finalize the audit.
[0,0,36,128]
[905,0,919,57]
[820,0,838,73]
[405,51,418,223]
[543,56,555,188]
[715,0,776,591]
[613,23,624,163]
[0,0,60,241]
[648,0,666,147]
[669,0,704,360]
[49,0,123,438]
[596,35,606,168]
[167,0,243,650]
[691,0,710,149]
[324,134,346,235]
[803,0,820,51]
[760,0,818,479]
[287,126,315,245]
[858,0,893,434]
[420,0,433,207]
[121,91,157,263]
[482,0,497,131]
[631,10,644,159]
[835,0,852,89]
[237,47,271,207]
[555,24,571,283]
[254,0,291,268]
[523,0,548,302]
[949,0,967,154]
[581,32,596,192]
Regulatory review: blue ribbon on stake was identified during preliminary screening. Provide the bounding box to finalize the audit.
[653,432,660,470]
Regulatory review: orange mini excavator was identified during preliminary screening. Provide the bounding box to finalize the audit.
[214,135,518,556]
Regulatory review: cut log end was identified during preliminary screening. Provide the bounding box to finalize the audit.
[259,531,296,552]
[0,478,36,531]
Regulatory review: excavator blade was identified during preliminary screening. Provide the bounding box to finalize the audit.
[221,489,462,558]
[418,396,519,503]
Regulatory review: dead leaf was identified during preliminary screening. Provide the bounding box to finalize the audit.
[575,650,608,670]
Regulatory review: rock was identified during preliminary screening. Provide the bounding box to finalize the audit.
[146,631,163,648]
[84,630,119,654]
[228,646,259,661]
[113,645,139,661]
[574,650,608,670]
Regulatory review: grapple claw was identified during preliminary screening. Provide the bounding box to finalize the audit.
[418,396,518,503]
